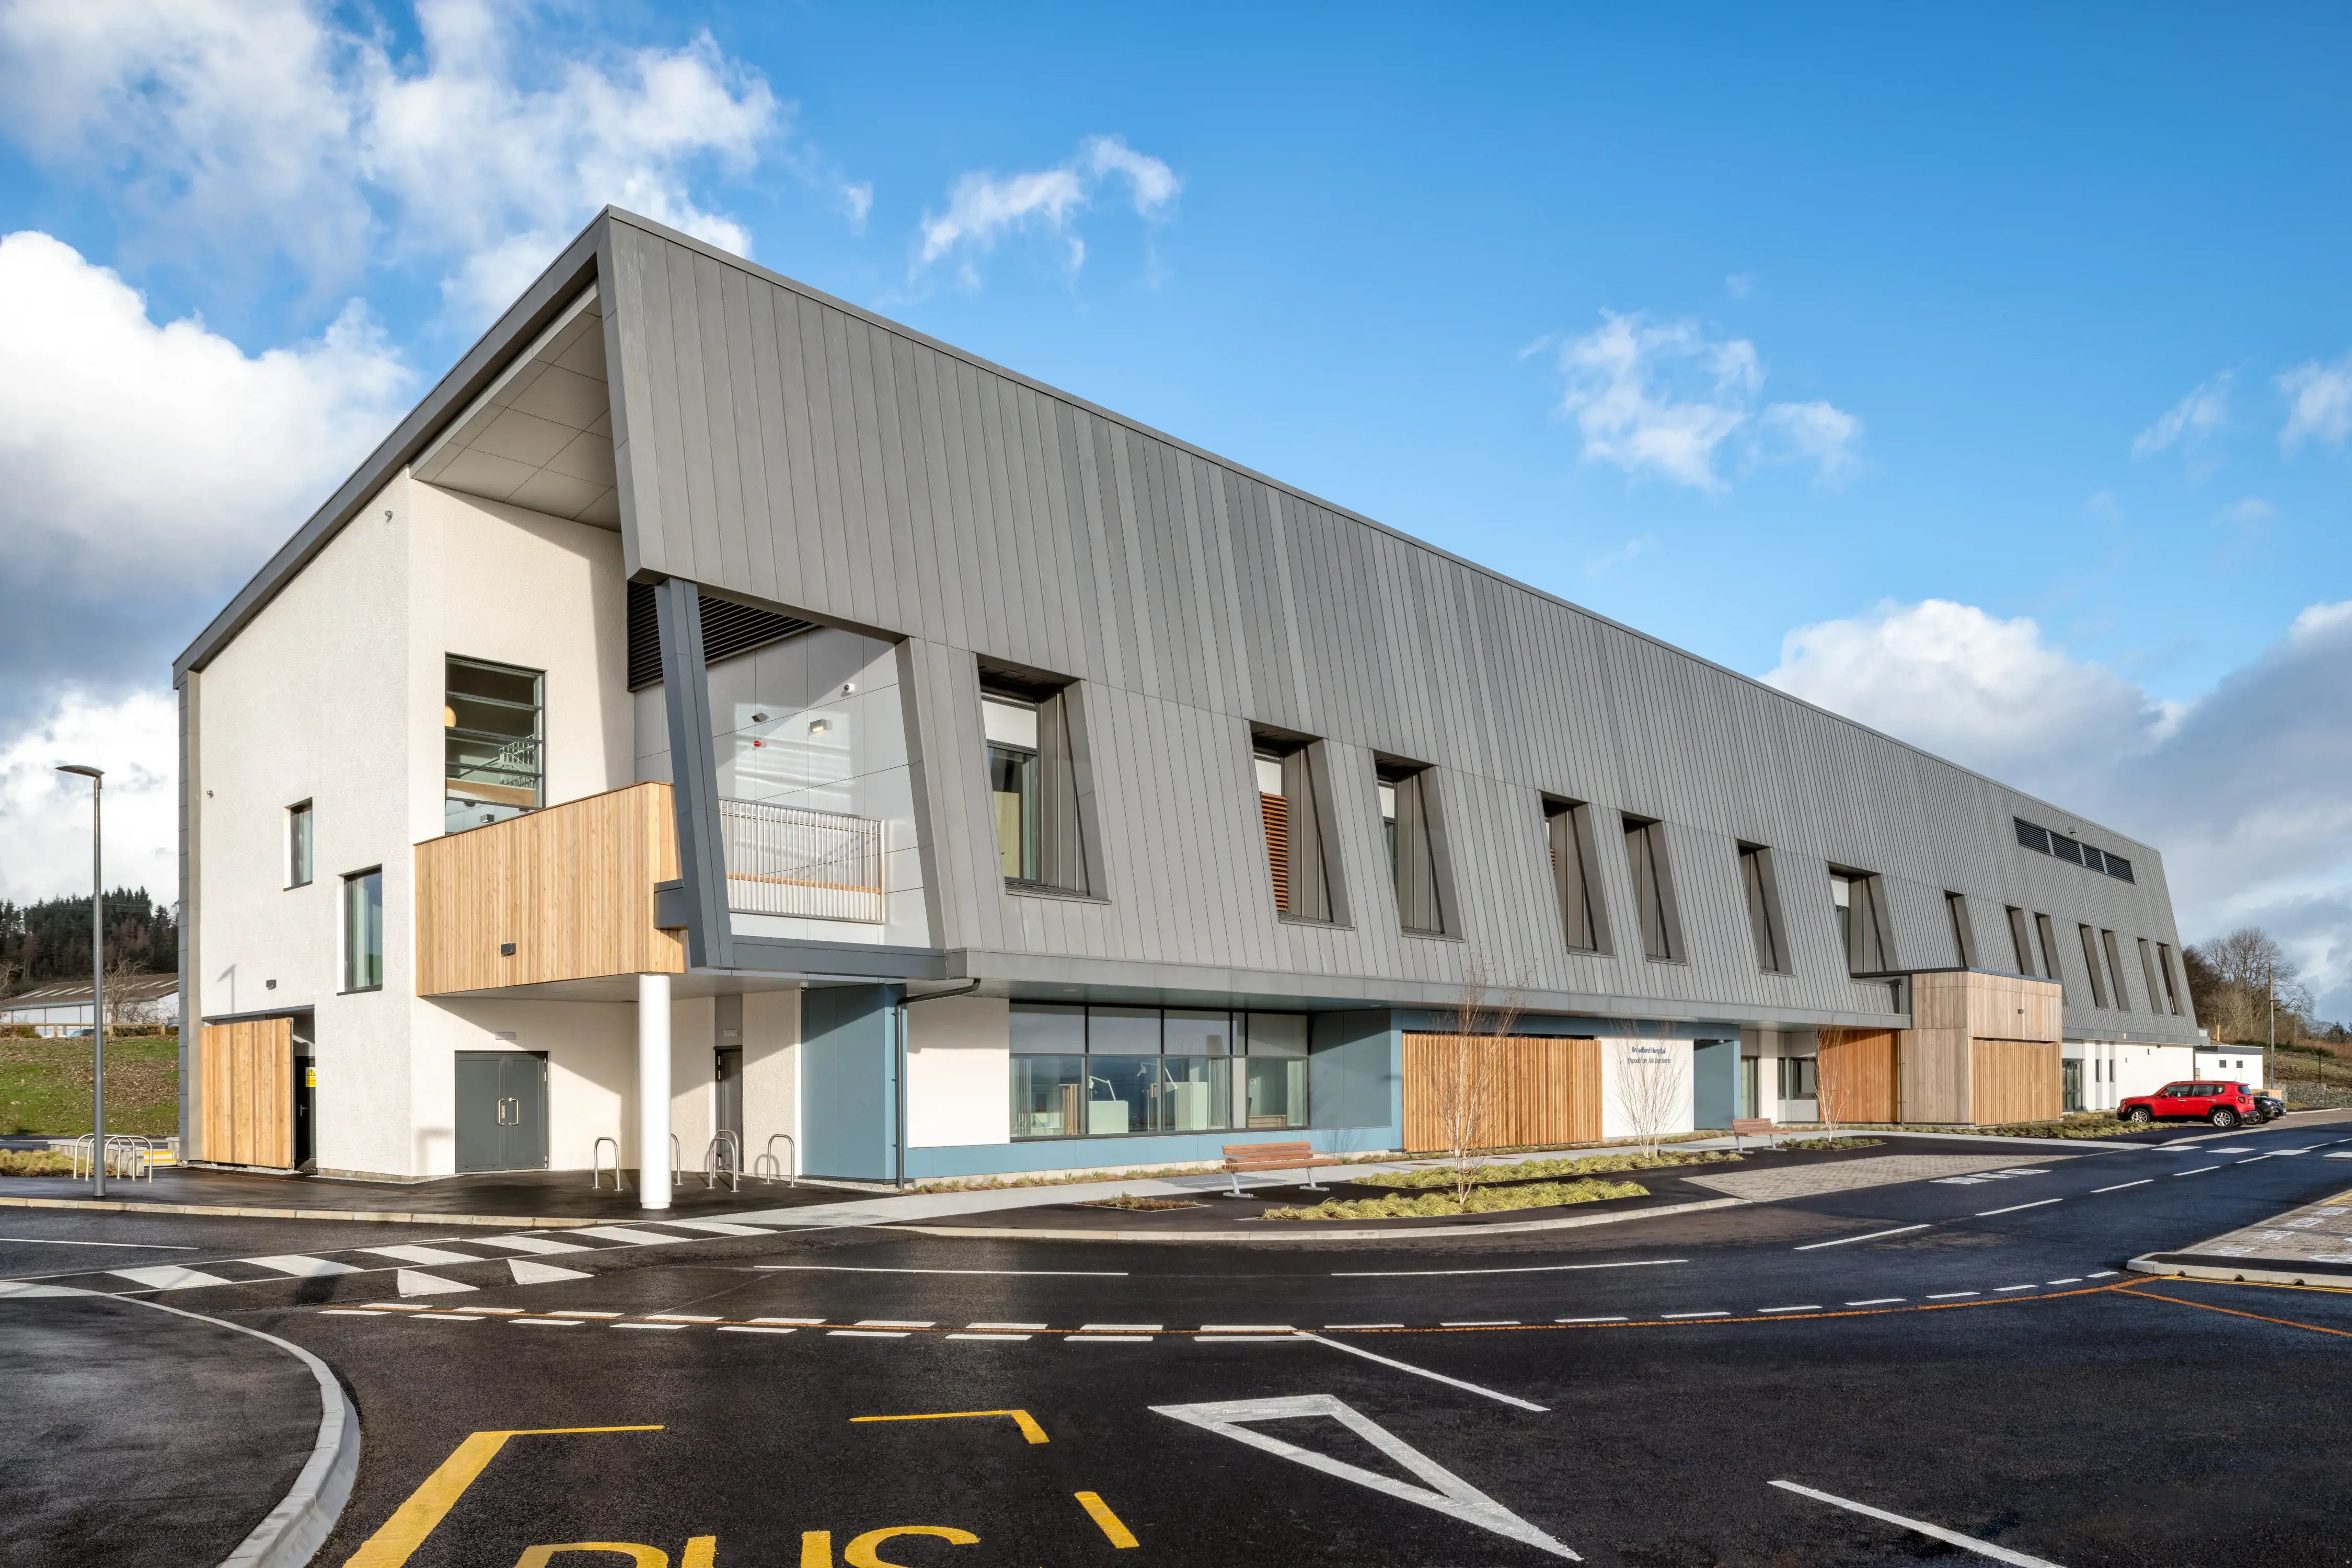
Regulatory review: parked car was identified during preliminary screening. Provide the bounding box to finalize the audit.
[2251,1092,2287,1123]
[2119,1081,2260,1128]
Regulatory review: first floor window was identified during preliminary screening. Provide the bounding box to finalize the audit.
[445,655,543,834]
[984,693,1041,882]
[342,869,383,991]
[287,801,314,887]
[1009,1004,1308,1137]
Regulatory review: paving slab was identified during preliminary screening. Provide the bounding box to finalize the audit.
[2131,1184,2352,1286]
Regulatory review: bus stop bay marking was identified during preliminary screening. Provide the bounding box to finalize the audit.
[342,1426,665,1568]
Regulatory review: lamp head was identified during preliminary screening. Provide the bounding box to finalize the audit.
[56,764,103,780]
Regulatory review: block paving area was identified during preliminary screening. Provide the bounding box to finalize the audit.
[2184,1187,2352,1266]
[1685,1152,2072,1201]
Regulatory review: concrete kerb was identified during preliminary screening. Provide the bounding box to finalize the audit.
[0,1194,604,1227]
[2127,1254,2352,1290]
[890,1196,1751,1243]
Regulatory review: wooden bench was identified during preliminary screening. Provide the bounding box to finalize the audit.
[1220,1140,1343,1197]
[1730,1117,1777,1151]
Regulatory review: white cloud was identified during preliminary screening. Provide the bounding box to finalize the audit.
[2132,372,2231,457]
[1582,536,1653,578]
[2215,496,2276,529]
[0,230,412,586]
[1763,597,2352,1021]
[0,687,179,904]
[841,181,874,233]
[0,0,804,321]
[917,134,1179,282]
[2279,353,2352,451]
[1550,310,1859,491]
[1725,272,1756,299]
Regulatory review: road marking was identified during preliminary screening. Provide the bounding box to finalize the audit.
[843,1526,978,1566]
[717,1325,797,1335]
[754,1316,827,1325]
[1332,1258,1683,1278]
[416,1313,482,1322]
[757,1264,1125,1276]
[1081,1322,1161,1331]
[508,1258,590,1286]
[1299,1334,1547,1410]
[363,1246,478,1266]
[2092,1179,2151,1193]
[320,1308,387,1317]
[1075,1491,1138,1548]
[947,1333,1032,1341]
[342,1426,664,1568]
[1794,1225,1929,1251]
[657,1219,771,1236]
[856,1319,936,1328]
[964,1321,1046,1331]
[1661,1310,1728,1319]
[2045,1277,2083,1285]
[1995,1285,2037,1293]
[1322,1322,1404,1330]
[1440,1319,1520,1327]
[614,1322,686,1331]
[571,1226,690,1246]
[2119,1283,2352,1339]
[647,1313,723,1322]
[394,1270,476,1298]
[107,1264,234,1290]
[0,1236,197,1249]
[464,1235,591,1255]
[828,1329,908,1338]
[1976,1199,2061,1216]
[1770,1479,2065,1566]
[1555,1315,1628,1323]
[1928,1292,1979,1300]
[468,1307,525,1315]
[2174,1166,2222,1177]
[249,1254,366,1278]
[1069,1334,1155,1343]
[1758,1305,1823,1314]
[1846,1297,1905,1306]
[1200,1324,1296,1332]
[508,1318,576,1327]
[852,1409,1049,1444]
[1154,1395,1575,1558]
[2088,1271,2118,1278]
[549,1310,623,1318]
[1197,1334,1302,1342]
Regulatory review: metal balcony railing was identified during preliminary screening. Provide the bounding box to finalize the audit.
[719,797,885,923]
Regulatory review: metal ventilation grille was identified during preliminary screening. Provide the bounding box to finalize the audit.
[627,582,815,690]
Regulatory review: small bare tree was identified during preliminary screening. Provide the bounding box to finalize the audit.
[1432,951,1526,1208]
[1610,1036,1689,1159]
[1814,1046,1844,1135]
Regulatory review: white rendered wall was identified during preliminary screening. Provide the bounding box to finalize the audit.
[406,998,635,1176]
[2114,1042,2196,1101]
[2196,1047,2267,1092]
[906,995,1011,1148]
[668,994,717,1177]
[741,988,802,1177]
[1598,1035,1696,1142]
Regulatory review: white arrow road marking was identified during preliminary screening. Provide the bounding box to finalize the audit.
[1770,1479,2067,1566]
[107,1265,234,1290]
[394,1269,478,1297]
[364,1245,480,1266]
[1154,1394,1577,1560]
[465,1235,593,1255]
[1298,1332,1547,1411]
[507,1258,591,1285]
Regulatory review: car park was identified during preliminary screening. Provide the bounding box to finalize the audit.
[2119,1080,2261,1128]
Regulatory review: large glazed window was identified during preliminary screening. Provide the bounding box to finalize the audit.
[445,656,543,834]
[1544,799,1609,954]
[2156,942,2184,1014]
[2006,907,2038,976]
[1621,814,1685,962]
[2035,914,2065,998]
[984,682,1093,894]
[1008,1003,1306,1138]
[2078,925,2112,1008]
[1829,868,1894,974]
[341,869,383,992]
[1253,733,1340,923]
[1378,763,1451,936]
[2102,930,2134,1011]
[1738,844,1789,973]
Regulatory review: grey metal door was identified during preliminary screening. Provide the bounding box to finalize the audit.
[455,1051,548,1171]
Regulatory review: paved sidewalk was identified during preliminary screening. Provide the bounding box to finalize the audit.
[2131,1173,2352,1286]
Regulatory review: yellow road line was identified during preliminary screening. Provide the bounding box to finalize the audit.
[1075,1491,1139,1548]
[2118,1283,2352,1340]
[849,1409,1048,1443]
[341,1426,663,1568]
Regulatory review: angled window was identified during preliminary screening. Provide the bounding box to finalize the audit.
[2157,942,2183,1014]
[2138,938,2166,1020]
[2007,906,2038,977]
[1378,762,1452,936]
[341,868,383,993]
[2048,832,2086,867]
[984,679,1095,895]
[1544,799,1609,954]
[1829,868,1894,975]
[1738,844,1790,974]
[2035,914,2064,997]
[1946,891,1978,969]
[286,801,314,889]
[1254,732,1341,923]
[2104,852,2135,884]
[2102,929,2133,1011]
[2079,844,2107,875]
[2015,817,2051,854]
[445,656,543,834]
[1621,814,1686,963]
[2077,924,2111,1008]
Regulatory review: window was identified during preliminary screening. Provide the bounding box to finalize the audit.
[2078,924,2110,1008]
[1379,763,1451,936]
[2138,939,2166,1020]
[2157,942,2183,1014]
[2015,815,2136,882]
[1779,1055,1818,1101]
[341,869,383,992]
[2102,930,2133,1012]
[2007,906,2038,977]
[1544,799,1609,954]
[1009,1004,1306,1138]
[1738,844,1789,974]
[2014,817,2051,854]
[1253,735,1340,923]
[1946,892,1978,969]
[2104,854,2134,884]
[445,656,542,834]
[984,682,1094,894]
[1829,868,1893,975]
[1621,814,1685,962]
[2035,914,2063,996]
[286,802,314,889]
[2048,832,2086,867]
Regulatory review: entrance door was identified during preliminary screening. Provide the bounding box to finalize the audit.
[1738,1055,1760,1120]
[714,1047,744,1143]
[293,1058,316,1169]
[455,1051,549,1172]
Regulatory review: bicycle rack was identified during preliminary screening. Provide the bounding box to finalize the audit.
[70,1134,97,1180]
[107,1135,155,1181]
[703,1131,743,1192]
[670,1132,683,1186]
[592,1136,627,1192]
[753,1132,799,1187]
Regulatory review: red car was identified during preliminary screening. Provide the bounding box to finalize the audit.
[2119,1081,2258,1129]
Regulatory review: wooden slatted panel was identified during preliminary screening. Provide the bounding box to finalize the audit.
[1260,792,1290,912]
[414,781,686,996]
[1971,1038,2062,1124]
[1818,1028,1898,1122]
[198,1018,292,1168]
[1401,1032,1601,1153]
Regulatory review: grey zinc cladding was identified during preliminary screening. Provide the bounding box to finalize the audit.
[179,208,2197,1042]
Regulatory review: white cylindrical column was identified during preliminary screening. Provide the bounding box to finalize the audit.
[638,971,673,1211]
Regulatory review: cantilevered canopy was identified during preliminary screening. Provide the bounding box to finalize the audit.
[410,286,619,527]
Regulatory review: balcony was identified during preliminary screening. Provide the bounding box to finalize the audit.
[720,797,885,924]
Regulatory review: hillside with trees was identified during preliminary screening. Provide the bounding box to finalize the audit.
[0,889,178,997]
[2186,926,2345,1046]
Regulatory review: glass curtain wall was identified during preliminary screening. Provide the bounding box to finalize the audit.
[1009,1004,1310,1138]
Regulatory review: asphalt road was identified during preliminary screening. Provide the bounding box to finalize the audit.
[12,1117,2352,1567]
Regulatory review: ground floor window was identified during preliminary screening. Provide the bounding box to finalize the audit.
[1009,1004,1308,1138]
[1778,1054,1817,1101]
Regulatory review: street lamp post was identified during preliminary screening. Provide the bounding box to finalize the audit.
[56,765,104,1197]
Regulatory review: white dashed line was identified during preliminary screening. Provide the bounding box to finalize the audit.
[828,1329,908,1339]
[1661,1310,1729,1319]
[1331,1258,1687,1278]
[615,1322,687,1332]
[716,1325,797,1335]
[416,1312,481,1321]
[1199,1324,1296,1333]
[946,1332,1031,1341]
[1846,1297,1904,1306]
[509,1317,578,1327]
[645,1314,723,1322]
[2046,1277,2083,1285]
[1994,1285,2037,1293]
[855,1319,936,1329]
[1976,1198,2061,1216]
[2088,1271,2119,1278]
[1321,1322,1403,1330]
[1758,1305,1821,1314]
[1194,1334,1299,1343]
[2093,1179,2152,1193]
[1555,1315,1629,1323]
[1927,1291,1979,1300]
[2174,1166,2222,1177]
[1069,1334,1155,1343]
[549,1310,623,1318]
[752,1317,826,1326]
[1439,1319,1519,1327]
[964,1321,1046,1331]
[318,1308,386,1317]
[1079,1322,1161,1332]
[1794,1225,1930,1251]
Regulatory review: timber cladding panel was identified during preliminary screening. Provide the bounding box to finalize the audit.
[1402,1032,1600,1154]
[1901,970,2065,1124]
[1818,1028,1898,1123]
[199,1018,292,1168]
[414,781,685,996]
[1971,1039,2063,1124]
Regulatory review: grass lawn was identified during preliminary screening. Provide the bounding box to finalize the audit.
[1264,1177,1647,1220]
[0,1034,180,1137]
[1357,1149,1743,1189]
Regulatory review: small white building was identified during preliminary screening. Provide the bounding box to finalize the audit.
[2195,1046,2267,1092]
[0,976,182,1037]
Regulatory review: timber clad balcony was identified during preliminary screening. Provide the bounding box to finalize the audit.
[719,797,885,923]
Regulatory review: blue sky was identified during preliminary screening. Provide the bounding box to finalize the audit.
[1,3,2347,1013]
